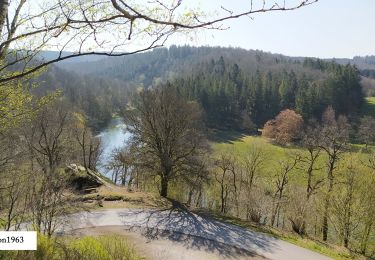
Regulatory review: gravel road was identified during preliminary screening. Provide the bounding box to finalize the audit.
[59,208,331,260]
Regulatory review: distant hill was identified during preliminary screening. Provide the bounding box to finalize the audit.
[333,56,375,70]
[38,50,107,64]
[52,46,375,86]
[55,46,327,88]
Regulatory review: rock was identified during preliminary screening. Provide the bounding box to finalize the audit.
[65,164,104,191]
[77,165,86,172]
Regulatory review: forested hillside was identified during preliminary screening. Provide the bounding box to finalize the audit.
[57,46,364,130]
[175,57,362,129]
[31,65,133,130]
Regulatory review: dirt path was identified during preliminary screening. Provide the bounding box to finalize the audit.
[59,208,331,260]
[72,226,265,260]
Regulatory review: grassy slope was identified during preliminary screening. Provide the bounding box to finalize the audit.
[212,132,327,187]
[210,131,371,260]
[361,97,375,117]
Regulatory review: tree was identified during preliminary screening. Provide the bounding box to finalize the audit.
[214,153,238,214]
[0,0,317,83]
[358,116,375,150]
[331,156,360,248]
[0,169,29,231]
[262,109,304,145]
[108,146,135,188]
[0,83,30,132]
[319,106,350,242]
[242,144,265,221]
[73,113,102,171]
[1,100,84,235]
[359,151,375,255]
[271,154,300,228]
[301,120,324,200]
[22,101,78,173]
[125,84,208,197]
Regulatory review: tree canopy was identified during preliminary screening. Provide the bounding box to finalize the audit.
[0,0,317,83]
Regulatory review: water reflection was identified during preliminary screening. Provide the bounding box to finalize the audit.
[97,117,131,177]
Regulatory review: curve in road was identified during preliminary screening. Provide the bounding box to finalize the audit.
[59,208,331,260]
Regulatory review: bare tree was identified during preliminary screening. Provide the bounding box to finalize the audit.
[108,146,134,187]
[271,154,300,228]
[214,153,237,214]
[23,102,77,173]
[0,170,29,231]
[357,116,375,150]
[28,167,77,236]
[17,101,84,236]
[0,0,317,83]
[125,84,208,197]
[319,107,350,241]
[242,144,265,221]
[300,120,324,200]
[73,114,102,171]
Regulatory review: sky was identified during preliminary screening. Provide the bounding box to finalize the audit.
[169,0,375,59]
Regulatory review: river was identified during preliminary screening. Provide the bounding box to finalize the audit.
[97,117,131,178]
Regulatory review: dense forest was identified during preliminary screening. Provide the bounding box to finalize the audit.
[174,56,363,129]
[30,65,133,131]
[55,46,365,130]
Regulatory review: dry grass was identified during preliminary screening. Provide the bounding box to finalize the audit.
[81,182,172,210]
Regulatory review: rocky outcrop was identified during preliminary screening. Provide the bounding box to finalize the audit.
[65,164,105,192]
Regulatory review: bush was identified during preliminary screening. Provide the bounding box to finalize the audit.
[69,236,111,260]
[1,234,142,260]
[262,109,304,145]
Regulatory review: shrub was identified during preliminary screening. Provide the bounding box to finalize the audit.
[1,234,142,260]
[262,109,304,145]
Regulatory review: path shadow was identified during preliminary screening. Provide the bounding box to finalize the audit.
[116,204,277,259]
[208,129,247,144]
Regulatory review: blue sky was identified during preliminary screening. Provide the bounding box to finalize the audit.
[170,0,375,58]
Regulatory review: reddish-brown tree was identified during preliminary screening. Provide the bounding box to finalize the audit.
[262,109,304,145]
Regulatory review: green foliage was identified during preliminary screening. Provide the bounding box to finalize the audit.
[0,82,32,133]
[173,55,363,129]
[1,234,143,260]
[69,237,110,260]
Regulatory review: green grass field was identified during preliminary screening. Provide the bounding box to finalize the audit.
[361,97,375,117]
[211,132,327,186]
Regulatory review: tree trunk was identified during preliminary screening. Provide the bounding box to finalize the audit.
[160,175,169,197]
[187,188,194,206]
[322,159,335,241]
[322,193,330,241]
[360,222,373,255]
[0,0,9,40]
[127,174,133,191]
[221,183,225,213]
[195,190,202,208]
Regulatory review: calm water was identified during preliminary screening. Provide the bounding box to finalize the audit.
[97,117,131,177]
